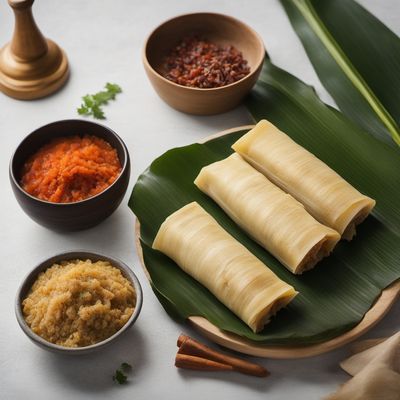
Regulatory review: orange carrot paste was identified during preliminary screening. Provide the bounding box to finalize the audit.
[20,135,122,203]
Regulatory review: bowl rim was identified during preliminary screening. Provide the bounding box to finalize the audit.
[15,250,143,354]
[142,11,266,92]
[9,119,130,207]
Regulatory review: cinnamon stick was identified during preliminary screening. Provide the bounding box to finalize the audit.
[177,334,269,377]
[175,354,234,372]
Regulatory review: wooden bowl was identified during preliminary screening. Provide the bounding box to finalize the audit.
[143,13,265,115]
[15,251,143,355]
[9,120,130,231]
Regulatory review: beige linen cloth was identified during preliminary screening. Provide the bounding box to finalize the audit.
[326,332,400,400]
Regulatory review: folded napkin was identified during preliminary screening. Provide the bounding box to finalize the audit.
[326,332,400,400]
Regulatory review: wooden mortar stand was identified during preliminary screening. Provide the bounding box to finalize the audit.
[0,0,69,99]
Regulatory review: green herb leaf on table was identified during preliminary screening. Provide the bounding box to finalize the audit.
[121,362,132,372]
[112,362,132,384]
[113,369,128,385]
[77,83,122,120]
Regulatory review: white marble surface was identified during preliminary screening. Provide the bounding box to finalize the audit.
[0,1,399,399]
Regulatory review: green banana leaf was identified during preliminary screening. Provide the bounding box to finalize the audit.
[129,58,400,345]
[281,0,400,147]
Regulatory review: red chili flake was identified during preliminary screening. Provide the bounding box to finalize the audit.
[162,37,251,88]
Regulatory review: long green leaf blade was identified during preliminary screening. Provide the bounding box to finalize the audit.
[281,0,400,146]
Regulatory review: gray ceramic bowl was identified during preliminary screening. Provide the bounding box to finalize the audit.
[15,251,143,355]
[9,119,130,232]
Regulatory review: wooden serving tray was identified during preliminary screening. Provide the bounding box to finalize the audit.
[135,125,400,359]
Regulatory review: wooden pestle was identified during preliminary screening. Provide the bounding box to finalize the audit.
[9,0,48,61]
[0,0,69,99]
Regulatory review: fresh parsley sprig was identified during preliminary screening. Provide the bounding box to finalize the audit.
[77,83,122,119]
[112,362,132,385]
[113,369,128,385]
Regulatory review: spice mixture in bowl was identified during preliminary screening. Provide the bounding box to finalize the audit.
[163,36,250,88]
[143,13,265,115]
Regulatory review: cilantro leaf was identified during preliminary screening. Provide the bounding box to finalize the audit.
[121,362,132,371]
[112,362,132,385]
[77,83,122,119]
[106,82,122,95]
[113,369,128,385]
[93,91,111,104]
[91,104,105,119]
[77,105,89,115]
[82,94,95,107]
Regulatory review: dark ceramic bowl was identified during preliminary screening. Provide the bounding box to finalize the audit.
[15,251,143,355]
[9,119,130,231]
